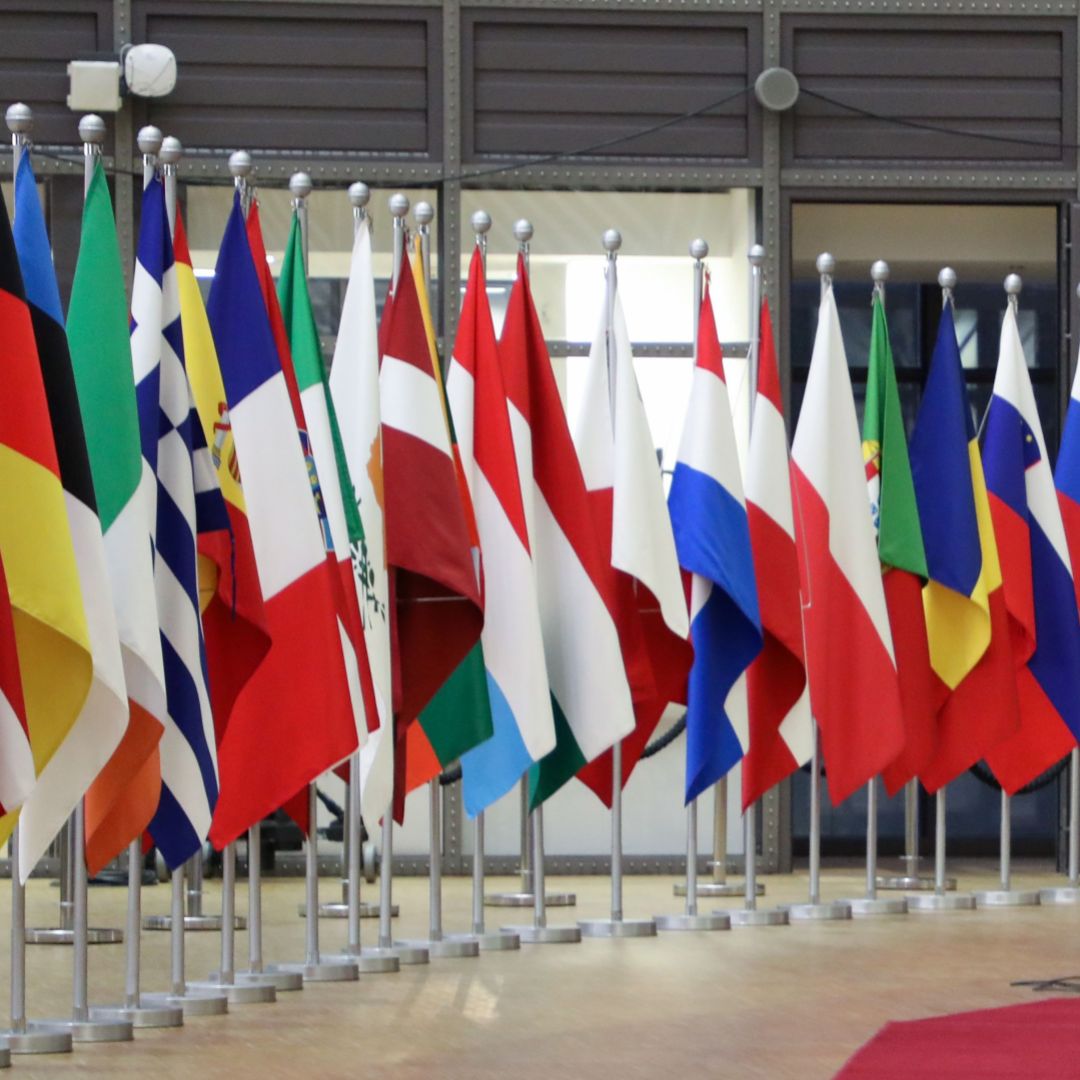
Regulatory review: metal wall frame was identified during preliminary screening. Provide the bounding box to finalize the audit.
[11,0,1080,873]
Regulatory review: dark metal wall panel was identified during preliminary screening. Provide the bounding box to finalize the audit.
[461,10,760,164]
[0,1,112,150]
[133,2,442,157]
[783,16,1076,169]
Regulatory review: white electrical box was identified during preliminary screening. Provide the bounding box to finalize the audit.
[67,61,122,113]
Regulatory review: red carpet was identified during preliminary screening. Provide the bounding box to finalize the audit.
[835,998,1080,1078]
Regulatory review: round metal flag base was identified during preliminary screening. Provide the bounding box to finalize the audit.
[324,951,400,974]
[55,1017,133,1043]
[674,881,763,898]
[398,936,480,959]
[298,902,400,919]
[847,897,908,917]
[503,923,582,944]
[876,874,956,892]
[0,1046,10,1067]
[654,912,730,931]
[473,930,521,951]
[1038,886,1080,905]
[234,969,304,992]
[142,914,245,932]
[974,889,1041,908]
[90,1003,183,1029]
[728,907,789,927]
[6,1026,72,1055]
[270,960,359,983]
[142,990,229,1017]
[485,891,576,908]
[578,917,658,938]
[24,926,122,945]
[190,980,276,1005]
[906,891,975,912]
[373,943,429,965]
[786,901,852,922]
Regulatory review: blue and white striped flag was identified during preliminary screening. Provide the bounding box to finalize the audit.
[131,176,227,868]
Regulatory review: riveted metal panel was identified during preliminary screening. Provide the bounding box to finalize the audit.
[461,8,761,164]
[132,1,443,157]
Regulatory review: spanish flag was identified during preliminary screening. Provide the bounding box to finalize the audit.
[0,188,92,836]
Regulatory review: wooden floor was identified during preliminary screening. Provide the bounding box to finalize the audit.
[2,861,1077,1079]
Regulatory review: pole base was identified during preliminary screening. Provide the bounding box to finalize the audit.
[786,901,852,922]
[472,930,521,951]
[50,1017,133,1043]
[674,882,762,898]
[728,907,789,927]
[23,926,122,945]
[877,874,955,892]
[974,888,1041,908]
[142,990,229,1017]
[847,897,908,917]
[89,1002,183,1029]
[234,969,304,992]
[1038,886,1080,905]
[907,891,976,912]
[653,912,730,931]
[298,902,399,919]
[484,892,576,908]
[324,950,400,974]
[578,917,658,938]
[192,979,277,1004]
[373,943,429,965]
[4,1026,72,1054]
[269,960,359,983]
[503,923,581,944]
[397,936,480,959]
[142,914,246,931]
[0,1046,9,1067]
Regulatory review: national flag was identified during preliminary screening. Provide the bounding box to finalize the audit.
[910,304,1019,791]
[862,293,937,795]
[448,246,555,815]
[378,252,484,749]
[327,219,394,825]
[131,176,226,868]
[980,302,1080,791]
[790,284,904,805]
[408,239,492,792]
[69,160,166,876]
[278,212,378,752]
[10,152,127,879]
[176,209,270,746]
[0,550,33,815]
[499,255,634,807]
[742,299,812,809]
[206,194,358,848]
[571,272,692,805]
[1056,358,1080,612]
[668,282,762,804]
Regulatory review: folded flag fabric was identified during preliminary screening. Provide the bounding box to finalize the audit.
[669,281,762,804]
[0,548,32,816]
[1055,352,1080,615]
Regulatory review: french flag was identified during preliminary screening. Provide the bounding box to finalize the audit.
[981,301,1080,792]
[668,284,762,804]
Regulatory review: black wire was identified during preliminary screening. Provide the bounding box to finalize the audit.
[968,756,1070,796]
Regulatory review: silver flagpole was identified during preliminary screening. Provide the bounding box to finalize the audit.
[1041,746,1080,903]
[160,135,181,237]
[390,192,409,289]
[578,230,656,939]
[657,237,729,933]
[877,781,941,890]
[907,269,976,914]
[497,218,580,944]
[787,253,851,924]
[730,243,788,929]
[847,260,907,919]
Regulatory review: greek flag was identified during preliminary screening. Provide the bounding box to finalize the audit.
[131,177,227,868]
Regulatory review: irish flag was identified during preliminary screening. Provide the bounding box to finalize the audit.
[790,283,904,805]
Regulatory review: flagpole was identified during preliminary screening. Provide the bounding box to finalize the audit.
[160,135,181,237]
[1041,747,1080,903]
[877,781,941,891]
[579,230,656,940]
[657,237,729,933]
[730,243,788,929]
[906,269,977,915]
[787,253,851,924]
[390,192,409,289]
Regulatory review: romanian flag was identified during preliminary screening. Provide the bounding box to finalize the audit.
[0,186,92,845]
[910,303,1019,791]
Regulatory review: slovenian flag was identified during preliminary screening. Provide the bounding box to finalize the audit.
[668,282,762,804]
[981,300,1080,791]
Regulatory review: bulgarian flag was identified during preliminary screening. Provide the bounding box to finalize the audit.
[499,256,634,807]
[790,283,904,805]
[862,294,936,795]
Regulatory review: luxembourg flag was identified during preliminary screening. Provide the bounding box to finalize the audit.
[981,300,1080,792]
[668,283,762,804]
